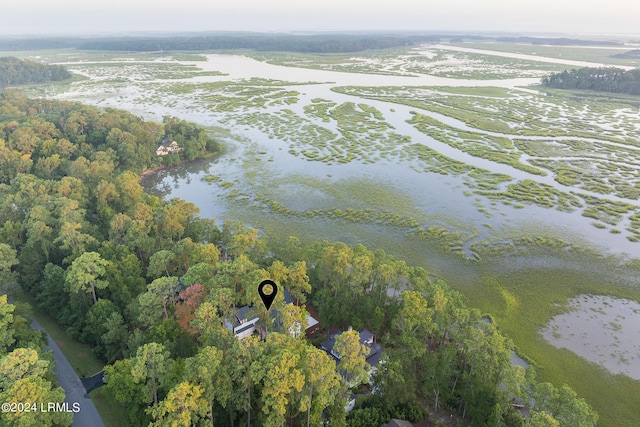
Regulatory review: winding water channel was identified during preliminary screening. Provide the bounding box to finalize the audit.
[47,48,640,256]
[41,46,640,389]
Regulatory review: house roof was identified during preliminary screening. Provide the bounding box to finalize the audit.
[227,305,259,329]
[321,328,373,352]
[283,288,294,304]
[159,137,174,147]
[269,293,320,332]
[306,314,319,328]
[360,328,375,343]
[156,138,180,152]
[365,342,383,367]
[320,328,383,367]
[320,333,336,354]
[382,420,414,427]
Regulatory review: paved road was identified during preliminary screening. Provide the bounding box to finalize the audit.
[31,320,105,427]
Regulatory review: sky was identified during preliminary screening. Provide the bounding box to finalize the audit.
[3,0,640,36]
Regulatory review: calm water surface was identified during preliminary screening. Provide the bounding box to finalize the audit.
[46,49,640,380]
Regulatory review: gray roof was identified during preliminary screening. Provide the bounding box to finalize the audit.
[269,288,294,322]
[320,328,383,367]
[382,420,413,427]
[360,328,375,343]
[283,288,294,304]
[229,306,259,328]
[365,342,383,367]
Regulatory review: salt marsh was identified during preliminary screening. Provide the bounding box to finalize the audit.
[9,43,640,426]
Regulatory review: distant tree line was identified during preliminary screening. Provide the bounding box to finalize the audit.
[76,34,441,53]
[0,57,71,88]
[612,49,640,59]
[0,34,446,52]
[83,34,621,53]
[0,33,623,54]
[0,37,79,52]
[541,67,640,95]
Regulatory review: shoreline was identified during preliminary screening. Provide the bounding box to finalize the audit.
[139,164,169,180]
[139,150,223,181]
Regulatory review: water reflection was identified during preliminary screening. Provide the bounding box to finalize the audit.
[542,295,640,380]
[54,51,640,257]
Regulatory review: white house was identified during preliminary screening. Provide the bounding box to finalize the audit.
[224,306,260,340]
[155,139,181,156]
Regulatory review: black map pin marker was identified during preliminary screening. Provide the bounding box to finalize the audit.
[258,279,278,311]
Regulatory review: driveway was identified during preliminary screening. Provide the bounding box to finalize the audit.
[31,320,105,427]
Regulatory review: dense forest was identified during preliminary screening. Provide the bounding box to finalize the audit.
[0,57,72,88]
[0,33,622,54]
[0,38,79,52]
[75,34,440,53]
[0,34,440,53]
[0,90,598,426]
[541,67,640,95]
[0,297,73,426]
